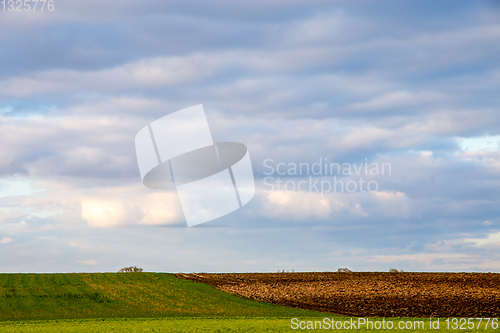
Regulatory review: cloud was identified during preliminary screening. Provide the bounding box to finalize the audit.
[373,191,410,218]
[1,0,500,273]
[81,199,142,228]
[350,91,445,111]
[0,209,25,224]
[81,189,183,228]
[0,55,224,97]
[0,177,184,231]
[259,190,368,220]
[75,260,97,266]
[71,185,184,228]
[0,113,143,179]
[0,237,13,244]
[281,11,371,47]
[403,109,500,136]
[66,96,168,116]
[336,127,424,152]
[465,231,500,247]
[370,252,470,266]
[261,191,334,220]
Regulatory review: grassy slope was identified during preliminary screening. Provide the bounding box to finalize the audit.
[0,273,323,321]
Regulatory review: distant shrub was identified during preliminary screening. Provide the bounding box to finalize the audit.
[118,266,143,273]
[337,268,352,273]
[389,268,404,273]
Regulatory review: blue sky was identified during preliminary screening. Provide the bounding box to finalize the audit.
[0,0,500,273]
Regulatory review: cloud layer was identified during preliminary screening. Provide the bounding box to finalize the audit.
[0,0,500,273]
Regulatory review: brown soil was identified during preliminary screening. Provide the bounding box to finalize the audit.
[176,272,500,317]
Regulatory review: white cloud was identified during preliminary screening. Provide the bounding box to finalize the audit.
[282,11,369,46]
[0,54,224,97]
[465,231,500,247]
[81,190,184,228]
[80,187,184,228]
[67,96,168,116]
[261,190,334,220]
[403,109,499,135]
[373,191,410,218]
[75,260,97,266]
[350,91,445,111]
[259,190,367,220]
[0,237,13,244]
[0,113,144,177]
[1,180,184,230]
[335,127,423,152]
[81,199,142,228]
[0,209,24,224]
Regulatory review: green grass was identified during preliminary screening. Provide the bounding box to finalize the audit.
[0,273,322,321]
[0,317,495,332]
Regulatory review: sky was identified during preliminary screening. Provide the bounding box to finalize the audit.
[0,0,500,273]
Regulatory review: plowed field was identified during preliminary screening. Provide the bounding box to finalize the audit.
[177,272,500,318]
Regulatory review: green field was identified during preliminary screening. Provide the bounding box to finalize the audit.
[0,273,321,321]
[0,273,492,332]
[0,317,496,332]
